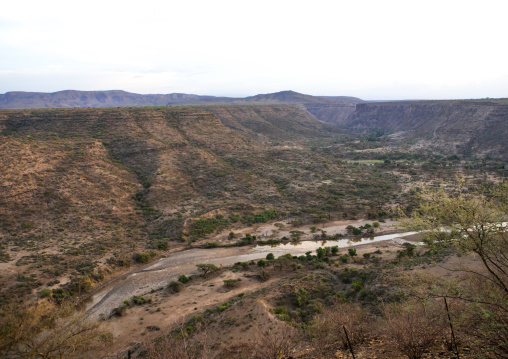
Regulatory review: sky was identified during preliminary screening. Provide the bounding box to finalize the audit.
[1,0,507,100]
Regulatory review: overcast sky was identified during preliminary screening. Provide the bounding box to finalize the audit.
[1,0,507,100]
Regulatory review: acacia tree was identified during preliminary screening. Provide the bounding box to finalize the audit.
[196,264,218,277]
[403,181,508,357]
[404,183,508,295]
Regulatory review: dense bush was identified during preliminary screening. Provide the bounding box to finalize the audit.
[134,252,156,263]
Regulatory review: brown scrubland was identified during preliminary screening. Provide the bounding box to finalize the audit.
[1,104,507,358]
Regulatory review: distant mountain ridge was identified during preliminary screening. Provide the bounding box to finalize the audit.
[0,90,231,108]
[0,90,363,125]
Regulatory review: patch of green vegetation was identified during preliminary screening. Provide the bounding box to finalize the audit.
[191,215,229,237]
[241,209,279,225]
[131,295,151,305]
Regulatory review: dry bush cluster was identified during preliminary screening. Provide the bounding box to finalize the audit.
[0,300,110,358]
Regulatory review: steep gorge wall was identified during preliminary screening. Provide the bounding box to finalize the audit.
[343,100,508,158]
[303,103,358,125]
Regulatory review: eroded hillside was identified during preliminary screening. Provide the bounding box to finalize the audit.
[0,105,400,303]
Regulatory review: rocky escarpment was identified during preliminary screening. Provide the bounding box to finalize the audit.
[0,90,363,126]
[342,99,508,158]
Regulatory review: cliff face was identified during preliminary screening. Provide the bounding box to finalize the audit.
[342,100,508,158]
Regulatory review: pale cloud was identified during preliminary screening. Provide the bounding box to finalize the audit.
[1,0,507,99]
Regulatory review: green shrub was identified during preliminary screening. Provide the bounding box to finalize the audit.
[178,275,190,283]
[37,288,52,298]
[257,259,266,267]
[218,302,231,311]
[168,281,183,293]
[68,276,93,294]
[351,280,363,291]
[256,239,280,245]
[157,241,168,250]
[134,252,156,263]
[293,287,308,307]
[51,288,70,303]
[259,269,269,282]
[358,288,368,299]
[132,296,150,304]
[331,246,339,255]
[112,304,128,317]
[348,248,357,257]
[229,214,240,223]
[273,307,291,321]
[266,253,275,260]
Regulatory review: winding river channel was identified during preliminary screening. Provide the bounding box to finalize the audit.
[84,231,416,319]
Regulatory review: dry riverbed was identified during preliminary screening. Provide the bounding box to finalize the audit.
[84,219,410,320]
